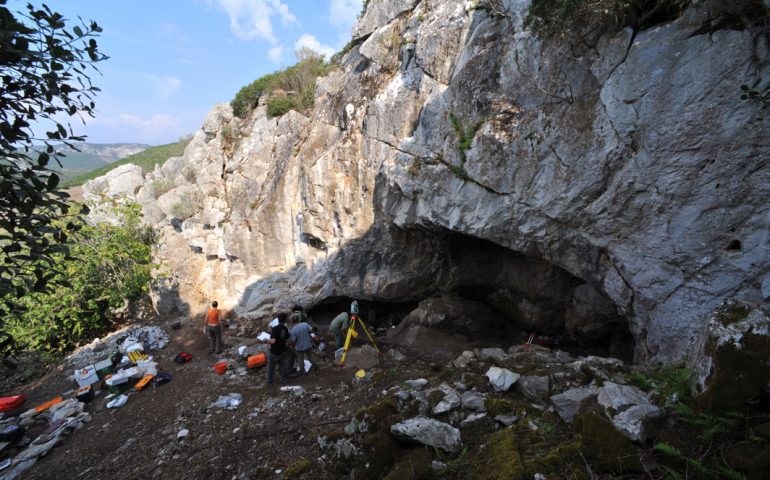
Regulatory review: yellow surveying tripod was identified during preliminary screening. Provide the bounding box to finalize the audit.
[338,301,380,367]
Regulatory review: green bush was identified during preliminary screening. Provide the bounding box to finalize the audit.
[2,202,156,354]
[230,53,333,118]
[231,72,277,118]
[266,95,297,118]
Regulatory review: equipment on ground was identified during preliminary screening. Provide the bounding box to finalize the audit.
[338,310,380,368]
[0,394,26,413]
[248,353,266,369]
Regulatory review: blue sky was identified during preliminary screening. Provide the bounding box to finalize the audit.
[8,0,363,145]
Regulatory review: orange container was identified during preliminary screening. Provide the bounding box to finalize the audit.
[213,361,228,375]
[34,396,63,413]
[134,374,154,391]
[247,353,266,369]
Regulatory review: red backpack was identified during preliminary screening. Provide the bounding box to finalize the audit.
[173,352,192,364]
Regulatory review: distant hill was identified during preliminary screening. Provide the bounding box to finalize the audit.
[60,139,191,188]
[53,143,151,179]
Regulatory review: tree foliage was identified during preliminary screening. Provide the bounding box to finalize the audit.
[0,1,106,349]
[2,201,156,354]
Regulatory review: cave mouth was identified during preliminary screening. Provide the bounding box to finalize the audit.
[307,296,419,332]
[311,231,634,362]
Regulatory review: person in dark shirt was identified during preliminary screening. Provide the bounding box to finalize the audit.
[262,312,290,385]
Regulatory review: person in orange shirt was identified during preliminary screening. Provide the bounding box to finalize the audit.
[203,300,223,354]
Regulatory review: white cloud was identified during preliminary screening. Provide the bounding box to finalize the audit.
[328,0,363,30]
[207,0,296,44]
[294,33,336,60]
[268,45,285,63]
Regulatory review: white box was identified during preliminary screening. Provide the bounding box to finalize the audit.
[74,365,98,387]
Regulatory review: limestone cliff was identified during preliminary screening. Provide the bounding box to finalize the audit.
[84,0,770,364]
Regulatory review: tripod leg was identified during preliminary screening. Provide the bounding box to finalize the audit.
[358,319,380,353]
[338,321,357,367]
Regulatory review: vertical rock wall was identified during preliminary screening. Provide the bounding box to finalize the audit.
[84,0,770,365]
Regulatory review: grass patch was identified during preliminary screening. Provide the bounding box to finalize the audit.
[60,139,190,188]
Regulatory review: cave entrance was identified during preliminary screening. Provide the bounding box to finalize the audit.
[322,229,634,362]
[434,233,634,361]
[307,296,419,332]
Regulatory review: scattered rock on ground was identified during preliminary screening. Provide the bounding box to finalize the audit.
[389,417,462,453]
[460,391,485,411]
[551,386,600,423]
[485,366,520,392]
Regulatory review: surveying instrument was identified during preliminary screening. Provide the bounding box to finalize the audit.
[338,300,380,367]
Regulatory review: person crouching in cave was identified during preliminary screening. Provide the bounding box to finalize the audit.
[329,311,349,349]
[203,300,224,355]
[290,310,317,375]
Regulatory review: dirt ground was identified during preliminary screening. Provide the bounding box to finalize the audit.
[3,317,480,480]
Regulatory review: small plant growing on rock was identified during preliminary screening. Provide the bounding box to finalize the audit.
[170,189,203,220]
[740,78,770,107]
[449,113,483,164]
[150,178,174,198]
[406,158,422,178]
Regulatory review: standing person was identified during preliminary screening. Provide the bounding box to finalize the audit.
[263,312,291,385]
[203,300,223,355]
[329,311,349,349]
[290,313,316,375]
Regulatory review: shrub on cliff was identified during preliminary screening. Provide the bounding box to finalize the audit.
[231,49,332,118]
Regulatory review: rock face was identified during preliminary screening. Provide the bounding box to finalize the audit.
[688,301,770,412]
[85,0,770,365]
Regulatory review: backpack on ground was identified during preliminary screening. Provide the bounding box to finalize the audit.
[173,352,192,364]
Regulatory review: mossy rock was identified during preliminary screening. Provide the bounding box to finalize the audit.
[521,436,585,479]
[484,398,514,417]
[695,330,770,413]
[484,397,542,418]
[461,373,487,390]
[351,431,401,480]
[575,412,643,473]
[427,390,445,411]
[383,448,433,480]
[355,397,399,431]
[466,428,526,480]
[284,458,312,478]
